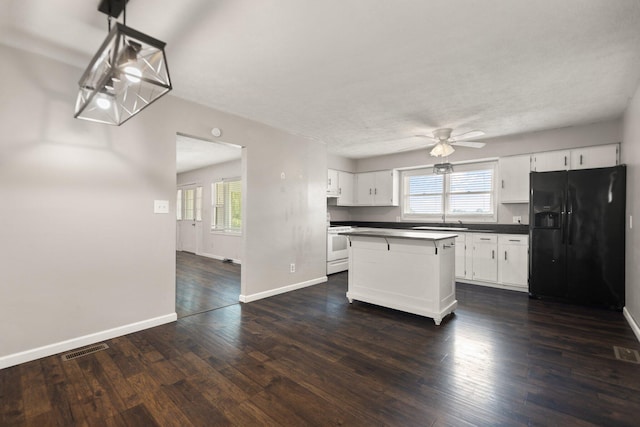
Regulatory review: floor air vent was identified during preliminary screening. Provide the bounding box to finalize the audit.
[61,343,109,361]
[613,346,640,364]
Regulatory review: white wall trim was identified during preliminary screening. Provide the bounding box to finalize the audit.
[0,313,177,370]
[623,307,640,342]
[196,251,242,265]
[239,276,328,303]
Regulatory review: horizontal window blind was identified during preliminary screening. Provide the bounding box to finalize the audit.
[406,174,443,215]
[401,161,496,221]
[447,169,493,215]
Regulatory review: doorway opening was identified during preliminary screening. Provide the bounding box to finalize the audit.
[175,133,243,318]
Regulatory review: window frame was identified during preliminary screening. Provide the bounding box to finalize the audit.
[401,161,498,223]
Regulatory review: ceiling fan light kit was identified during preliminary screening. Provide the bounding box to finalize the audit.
[433,162,454,175]
[74,0,172,125]
[430,141,455,157]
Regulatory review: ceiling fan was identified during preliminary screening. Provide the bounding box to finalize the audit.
[416,128,486,157]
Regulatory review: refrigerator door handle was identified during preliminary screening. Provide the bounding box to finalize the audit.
[567,189,573,245]
[561,194,566,244]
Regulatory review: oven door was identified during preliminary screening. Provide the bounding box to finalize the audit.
[327,233,349,261]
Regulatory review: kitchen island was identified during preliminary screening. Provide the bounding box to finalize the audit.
[341,229,457,325]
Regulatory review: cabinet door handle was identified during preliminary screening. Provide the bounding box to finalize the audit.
[504,251,507,260]
[374,188,377,195]
[564,156,567,166]
[339,188,342,195]
[508,239,520,242]
[580,154,583,165]
[480,237,491,241]
[369,188,372,195]
[328,178,331,185]
[501,180,504,189]
[492,250,495,259]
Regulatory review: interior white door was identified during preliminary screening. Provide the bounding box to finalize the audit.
[178,186,198,253]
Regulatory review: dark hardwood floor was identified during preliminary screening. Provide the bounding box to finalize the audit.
[175,251,241,318]
[2,263,639,426]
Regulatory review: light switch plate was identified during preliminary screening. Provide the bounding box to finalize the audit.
[154,200,169,214]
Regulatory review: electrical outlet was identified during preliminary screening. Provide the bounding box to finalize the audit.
[290,263,296,273]
[512,216,522,224]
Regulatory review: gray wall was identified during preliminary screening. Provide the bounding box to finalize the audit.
[622,83,640,337]
[0,45,327,368]
[335,119,622,224]
[177,159,243,262]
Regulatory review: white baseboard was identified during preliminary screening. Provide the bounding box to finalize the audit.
[239,276,328,303]
[0,313,177,370]
[623,307,640,342]
[197,251,242,265]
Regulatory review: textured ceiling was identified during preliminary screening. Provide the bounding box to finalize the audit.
[2,0,640,159]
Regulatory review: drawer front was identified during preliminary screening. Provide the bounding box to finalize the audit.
[498,234,528,246]
[472,234,498,244]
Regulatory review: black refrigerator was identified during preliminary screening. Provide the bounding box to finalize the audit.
[529,165,626,310]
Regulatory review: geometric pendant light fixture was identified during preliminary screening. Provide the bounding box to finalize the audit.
[74,0,172,125]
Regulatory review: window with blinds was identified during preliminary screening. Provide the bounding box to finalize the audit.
[402,161,496,221]
[212,179,242,233]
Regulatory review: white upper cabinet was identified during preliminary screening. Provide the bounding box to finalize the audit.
[531,144,619,172]
[570,144,619,170]
[531,150,571,172]
[499,155,531,203]
[327,169,339,196]
[355,170,399,206]
[336,171,354,206]
[355,172,375,205]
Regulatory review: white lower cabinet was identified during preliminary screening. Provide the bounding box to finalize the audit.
[472,234,498,282]
[455,232,529,292]
[497,235,529,289]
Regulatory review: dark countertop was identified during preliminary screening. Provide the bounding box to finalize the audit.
[340,229,458,241]
[330,221,529,235]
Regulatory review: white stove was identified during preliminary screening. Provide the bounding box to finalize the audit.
[327,226,352,274]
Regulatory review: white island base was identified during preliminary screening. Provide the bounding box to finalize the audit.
[344,230,458,325]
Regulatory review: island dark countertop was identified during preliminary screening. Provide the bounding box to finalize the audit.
[330,221,529,235]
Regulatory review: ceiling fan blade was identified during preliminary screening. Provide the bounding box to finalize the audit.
[451,130,485,141]
[450,141,486,148]
[415,134,437,142]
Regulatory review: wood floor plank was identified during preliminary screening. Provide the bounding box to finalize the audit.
[0,364,26,426]
[161,379,232,426]
[20,360,51,420]
[126,371,195,427]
